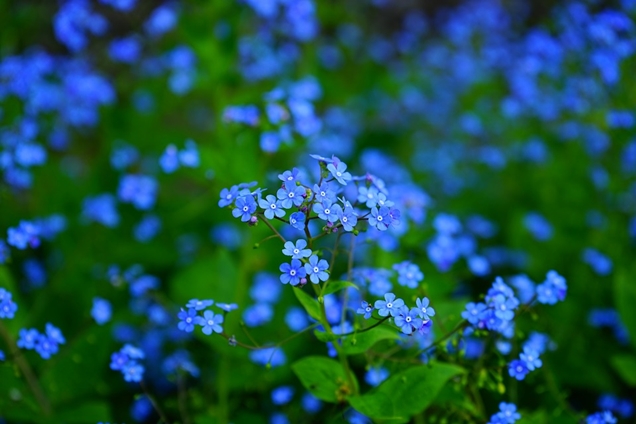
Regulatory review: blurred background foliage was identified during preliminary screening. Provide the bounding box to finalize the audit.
[1,0,636,423]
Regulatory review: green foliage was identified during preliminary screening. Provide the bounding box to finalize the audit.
[291,356,358,403]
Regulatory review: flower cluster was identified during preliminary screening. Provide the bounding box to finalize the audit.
[177,299,235,335]
[220,155,400,236]
[110,344,145,383]
[508,346,543,381]
[16,324,65,360]
[357,293,436,336]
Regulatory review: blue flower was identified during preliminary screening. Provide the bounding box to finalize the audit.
[358,186,379,208]
[415,297,435,321]
[394,307,423,335]
[216,303,239,312]
[338,206,358,232]
[326,159,352,185]
[271,386,295,405]
[304,255,329,284]
[277,185,306,209]
[394,261,423,289]
[462,302,487,325]
[508,359,529,381]
[34,333,59,359]
[45,323,65,345]
[289,211,306,230]
[232,195,257,222]
[0,288,17,319]
[313,182,336,203]
[82,194,120,228]
[259,194,286,219]
[519,347,542,371]
[160,144,180,173]
[117,175,158,210]
[196,310,224,335]
[369,206,390,231]
[364,366,389,386]
[17,328,39,349]
[586,411,617,424]
[374,293,404,317]
[186,299,214,311]
[356,301,374,319]
[219,186,239,207]
[7,221,41,250]
[488,402,521,424]
[91,297,112,325]
[313,200,341,223]
[492,294,517,322]
[279,259,307,286]
[177,308,198,332]
[278,168,300,184]
[285,307,309,331]
[282,239,312,259]
[123,362,145,382]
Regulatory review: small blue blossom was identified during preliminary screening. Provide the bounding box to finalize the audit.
[364,366,389,386]
[415,297,435,321]
[394,261,423,289]
[177,308,198,332]
[17,328,39,349]
[304,254,329,284]
[277,185,306,209]
[159,144,180,173]
[520,347,542,371]
[232,195,257,222]
[301,392,322,413]
[118,175,158,210]
[586,411,617,424]
[279,259,307,286]
[282,239,312,259]
[34,333,58,359]
[508,359,529,381]
[488,402,521,424]
[326,159,352,185]
[313,200,341,223]
[462,302,487,325]
[219,186,239,207]
[196,310,224,335]
[374,293,404,317]
[259,195,286,219]
[356,301,374,319]
[312,182,336,203]
[358,186,379,208]
[0,288,18,319]
[285,307,309,331]
[338,206,358,232]
[369,206,390,231]
[394,307,423,335]
[82,194,120,228]
[289,211,306,230]
[123,362,145,382]
[91,297,112,325]
[186,299,214,311]
[278,168,300,184]
[271,386,294,405]
[45,323,65,345]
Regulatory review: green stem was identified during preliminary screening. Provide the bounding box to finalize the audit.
[140,380,170,423]
[258,214,286,243]
[414,320,468,358]
[0,321,51,416]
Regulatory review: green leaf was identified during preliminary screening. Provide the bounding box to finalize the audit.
[610,354,636,386]
[614,269,636,351]
[293,287,324,324]
[349,362,464,422]
[291,356,357,403]
[341,325,400,355]
[322,280,358,296]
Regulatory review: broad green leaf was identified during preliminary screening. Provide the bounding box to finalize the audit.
[322,280,358,296]
[614,269,636,351]
[293,287,324,324]
[349,362,464,422]
[610,354,636,386]
[341,326,400,355]
[291,356,358,403]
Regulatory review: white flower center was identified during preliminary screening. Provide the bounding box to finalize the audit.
[313,267,319,273]
[270,204,276,209]
[289,192,294,198]
[226,194,232,200]
[324,208,331,214]
[186,317,192,323]
[293,248,299,254]
[336,172,342,177]
[342,217,348,222]
[290,270,296,276]
[406,316,412,323]
[207,320,214,326]
[386,302,392,308]
[242,206,248,212]
[377,215,383,221]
